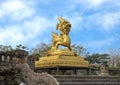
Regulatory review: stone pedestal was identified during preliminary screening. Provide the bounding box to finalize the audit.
[35,49,89,73]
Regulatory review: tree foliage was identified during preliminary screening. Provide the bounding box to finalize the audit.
[30,44,89,58]
[0,44,27,51]
[30,43,51,57]
[16,44,27,50]
[71,44,89,57]
[29,43,111,66]
[85,53,110,66]
[0,45,13,51]
[108,48,120,67]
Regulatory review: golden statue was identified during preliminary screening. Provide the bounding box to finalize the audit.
[35,17,89,70]
[51,17,72,51]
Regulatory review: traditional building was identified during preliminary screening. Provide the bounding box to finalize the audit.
[0,49,28,85]
[0,50,28,64]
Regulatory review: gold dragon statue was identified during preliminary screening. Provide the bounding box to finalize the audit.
[35,17,89,69]
[51,17,72,51]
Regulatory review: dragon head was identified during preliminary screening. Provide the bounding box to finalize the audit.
[56,17,71,33]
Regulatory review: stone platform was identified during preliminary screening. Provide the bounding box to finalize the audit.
[35,49,89,68]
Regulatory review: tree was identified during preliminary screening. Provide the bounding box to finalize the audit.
[108,48,120,67]
[16,44,27,50]
[0,45,13,51]
[30,43,51,58]
[30,43,89,58]
[71,44,89,57]
[85,53,110,66]
[0,44,28,52]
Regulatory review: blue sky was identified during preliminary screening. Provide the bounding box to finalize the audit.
[0,0,120,54]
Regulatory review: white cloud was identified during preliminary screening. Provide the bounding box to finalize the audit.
[0,0,34,21]
[99,12,120,31]
[70,0,120,12]
[69,16,83,32]
[84,12,120,32]
[87,0,106,7]
[85,38,114,53]
[68,0,120,32]
[71,0,107,9]
[86,38,114,49]
[23,16,52,36]
[0,0,55,47]
[0,26,24,45]
[0,16,55,47]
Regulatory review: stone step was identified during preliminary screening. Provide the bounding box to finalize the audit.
[60,82,120,85]
[57,79,120,82]
[54,75,120,79]
[54,75,120,85]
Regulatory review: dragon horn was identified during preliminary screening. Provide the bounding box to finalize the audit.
[58,16,65,22]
